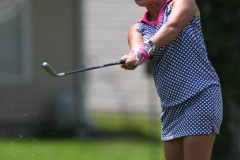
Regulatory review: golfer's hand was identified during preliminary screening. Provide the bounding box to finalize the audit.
[131,42,151,65]
[120,54,138,70]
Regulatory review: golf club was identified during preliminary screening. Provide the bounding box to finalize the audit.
[42,60,126,77]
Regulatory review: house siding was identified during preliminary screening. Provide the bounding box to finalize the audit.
[83,0,160,113]
[0,0,161,131]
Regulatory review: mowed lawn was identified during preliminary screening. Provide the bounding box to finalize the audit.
[0,113,164,160]
[0,138,164,160]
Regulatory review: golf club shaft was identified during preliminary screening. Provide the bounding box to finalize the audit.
[42,60,126,77]
[64,60,126,76]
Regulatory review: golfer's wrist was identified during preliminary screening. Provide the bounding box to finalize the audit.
[144,40,155,54]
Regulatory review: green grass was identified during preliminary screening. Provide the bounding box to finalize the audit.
[91,112,162,139]
[0,138,164,160]
[0,113,164,160]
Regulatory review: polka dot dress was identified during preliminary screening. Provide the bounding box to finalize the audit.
[161,85,223,141]
[137,0,223,141]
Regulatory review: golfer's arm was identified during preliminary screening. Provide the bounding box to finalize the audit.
[128,23,143,51]
[150,0,199,48]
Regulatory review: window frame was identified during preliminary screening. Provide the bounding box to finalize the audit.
[0,0,31,84]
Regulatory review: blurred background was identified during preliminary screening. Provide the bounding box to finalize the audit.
[0,0,239,160]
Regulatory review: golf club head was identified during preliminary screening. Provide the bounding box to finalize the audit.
[41,62,65,77]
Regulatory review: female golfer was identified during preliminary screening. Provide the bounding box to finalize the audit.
[120,0,223,159]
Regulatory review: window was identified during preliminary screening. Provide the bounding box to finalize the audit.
[0,0,31,83]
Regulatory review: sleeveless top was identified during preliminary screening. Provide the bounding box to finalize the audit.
[137,0,221,107]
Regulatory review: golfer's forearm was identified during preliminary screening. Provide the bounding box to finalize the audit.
[150,22,181,48]
[128,23,143,51]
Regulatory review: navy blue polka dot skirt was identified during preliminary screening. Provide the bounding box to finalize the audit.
[161,85,223,141]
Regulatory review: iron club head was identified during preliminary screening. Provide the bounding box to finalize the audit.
[41,62,65,77]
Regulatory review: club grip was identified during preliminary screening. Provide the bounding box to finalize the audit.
[119,59,126,64]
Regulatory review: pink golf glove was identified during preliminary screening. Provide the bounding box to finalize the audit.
[131,42,153,65]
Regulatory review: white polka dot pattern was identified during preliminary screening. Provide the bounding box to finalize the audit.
[161,85,223,141]
[137,2,223,141]
[138,3,221,107]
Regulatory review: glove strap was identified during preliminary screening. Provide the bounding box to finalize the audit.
[145,40,155,53]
